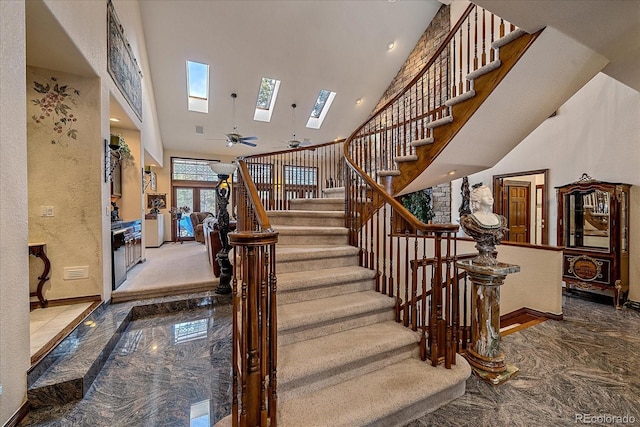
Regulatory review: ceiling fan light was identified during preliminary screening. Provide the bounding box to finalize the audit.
[387,41,396,51]
[226,140,234,147]
[355,98,363,105]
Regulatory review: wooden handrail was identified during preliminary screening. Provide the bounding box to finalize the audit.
[343,158,458,233]
[243,138,345,159]
[369,3,475,118]
[237,159,272,230]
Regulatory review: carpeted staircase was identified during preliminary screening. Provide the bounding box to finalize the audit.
[266,189,470,426]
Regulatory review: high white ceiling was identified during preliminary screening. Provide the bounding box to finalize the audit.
[473,0,640,92]
[138,0,443,157]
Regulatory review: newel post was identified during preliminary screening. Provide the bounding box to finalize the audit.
[229,231,279,427]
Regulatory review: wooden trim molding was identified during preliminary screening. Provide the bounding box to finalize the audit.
[4,401,30,427]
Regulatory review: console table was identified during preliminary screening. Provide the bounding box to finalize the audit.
[28,242,51,308]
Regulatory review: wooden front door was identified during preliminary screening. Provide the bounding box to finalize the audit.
[503,181,530,243]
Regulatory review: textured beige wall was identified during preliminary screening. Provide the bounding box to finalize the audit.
[27,66,103,300]
[457,240,564,316]
[451,74,640,304]
[0,1,30,424]
[373,4,451,113]
[111,127,144,223]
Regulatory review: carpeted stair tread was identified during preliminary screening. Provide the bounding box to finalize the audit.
[278,321,419,395]
[268,210,345,227]
[276,245,359,260]
[278,290,394,332]
[289,198,345,211]
[278,266,375,292]
[278,355,471,427]
[273,225,349,234]
[277,266,376,304]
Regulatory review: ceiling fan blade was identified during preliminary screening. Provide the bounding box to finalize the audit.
[240,136,258,141]
[299,139,312,147]
[240,140,257,147]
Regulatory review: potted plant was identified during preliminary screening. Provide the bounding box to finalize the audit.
[109,134,134,166]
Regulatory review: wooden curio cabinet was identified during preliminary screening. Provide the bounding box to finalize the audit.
[556,175,630,308]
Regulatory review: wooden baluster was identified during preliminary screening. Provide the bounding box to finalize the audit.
[444,235,453,369]
[490,13,495,62]
[411,237,418,331]
[458,25,464,96]
[499,18,505,39]
[481,7,487,67]
[375,194,381,292]
[473,6,478,71]
[402,231,409,327]
[369,189,374,269]
[268,243,278,424]
[467,13,471,90]
[382,201,388,295]
[232,247,239,427]
[396,231,401,316]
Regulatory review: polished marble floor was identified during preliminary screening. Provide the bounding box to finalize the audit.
[408,294,640,427]
[21,293,640,426]
[30,303,94,358]
[22,304,232,426]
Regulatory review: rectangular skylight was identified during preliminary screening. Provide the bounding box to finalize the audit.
[254,77,280,122]
[306,89,336,129]
[187,60,209,113]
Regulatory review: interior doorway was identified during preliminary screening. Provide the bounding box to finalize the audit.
[493,169,548,245]
[172,186,217,241]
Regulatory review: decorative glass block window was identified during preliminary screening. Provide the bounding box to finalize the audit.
[254,77,281,122]
[284,165,318,186]
[172,158,218,182]
[173,319,208,344]
[187,60,209,113]
[307,89,336,129]
[247,162,273,184]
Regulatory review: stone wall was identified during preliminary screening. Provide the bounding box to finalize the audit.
[431,182,451,224]
[373,4,450,114]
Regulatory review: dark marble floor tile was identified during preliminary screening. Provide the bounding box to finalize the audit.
[407,294,640,427]
[21,305,232,426]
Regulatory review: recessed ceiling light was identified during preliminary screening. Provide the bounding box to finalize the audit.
[109,117,120,122]
[355,98,363,105]
[387,41,396,51]
[448,170,457,176]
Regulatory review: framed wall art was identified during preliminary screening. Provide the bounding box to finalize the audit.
[107,0,143,120]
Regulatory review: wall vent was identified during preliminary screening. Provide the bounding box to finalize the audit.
[63,266,89,280]
[195,125,204,134]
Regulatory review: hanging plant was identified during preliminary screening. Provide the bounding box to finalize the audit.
[31,76,80,146]
[401,188,435,224]
[110,134,134,167]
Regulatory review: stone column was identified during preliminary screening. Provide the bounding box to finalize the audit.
[456,260,520,385]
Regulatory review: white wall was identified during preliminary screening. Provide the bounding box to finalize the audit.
[457,240,563,315]
[0,2,30,424]
[451,73,640,302]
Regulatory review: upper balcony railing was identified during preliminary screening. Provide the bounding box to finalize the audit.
[346,4,518,186]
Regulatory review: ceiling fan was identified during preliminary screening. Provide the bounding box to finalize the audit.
[284,103,312,149]
[220,93,258,147]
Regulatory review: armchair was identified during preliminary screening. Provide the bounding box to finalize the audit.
[190,212,214,243]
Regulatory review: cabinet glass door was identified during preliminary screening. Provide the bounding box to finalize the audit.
[565,190,610,251]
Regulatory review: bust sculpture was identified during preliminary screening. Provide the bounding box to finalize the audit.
[460,185,508,265]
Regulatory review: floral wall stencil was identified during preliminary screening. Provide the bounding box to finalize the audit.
[31,76,80,146]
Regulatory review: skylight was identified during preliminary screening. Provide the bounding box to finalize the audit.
[306,89,336,129]
[187,60,209,113]
[254,77,281,122]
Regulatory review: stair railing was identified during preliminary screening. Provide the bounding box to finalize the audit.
[241,140,345,211]
[230,159,278,427]
[343,4,520,367]
[344,165,471,367]
[346,4,518,188]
